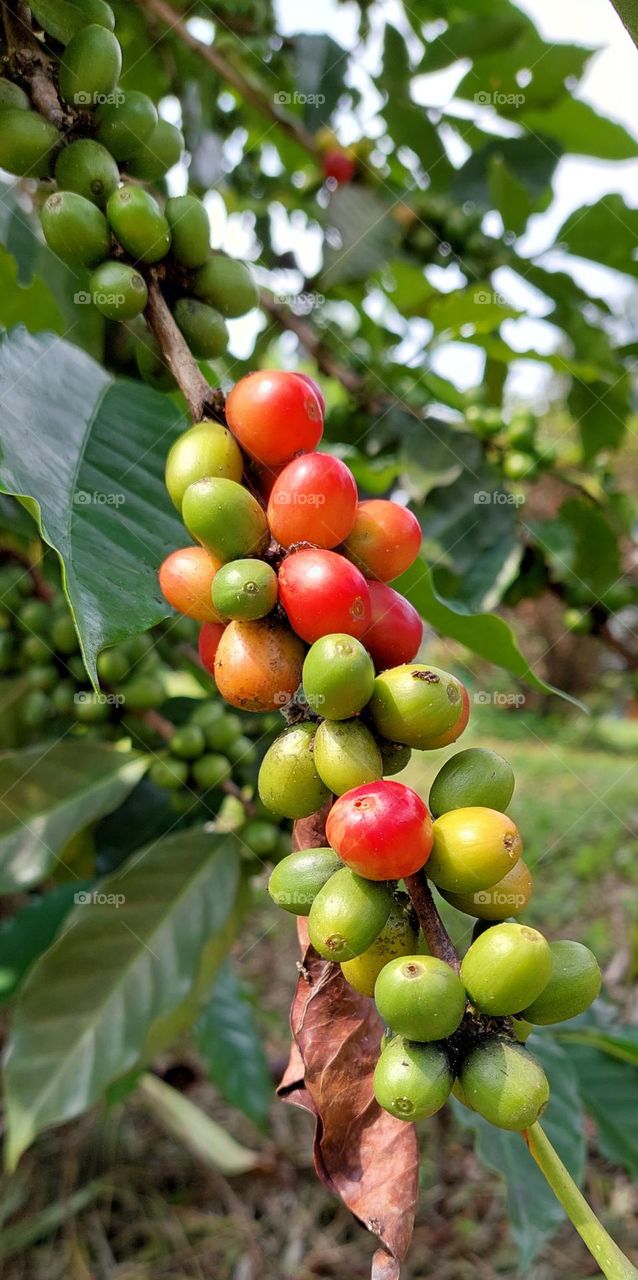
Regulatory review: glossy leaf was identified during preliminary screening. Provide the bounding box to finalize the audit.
[195,959,272,1128]
[0,882,88,1004]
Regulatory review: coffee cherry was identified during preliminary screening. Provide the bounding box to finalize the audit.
[308,867,393,962]
[135,329,176,392]
[164,195,210,269]
[127,121,184,180]
[30,0,115,43]
[158,547,223,623]
[193,255,258,318]
[521,940,601,1025]
[150,755,189,790]
[0,110,60,178]
[74,691,110,723]
[165,422,244,512]
[0,78,30,111]
[428,807,522,895]
[182,478,269,562]
[268,847,341,914]
[373,1038,453,1122]
[54,139,120,209]
[341,893,419,996]
[343,500,422,581]
[363,582,423,670]
[203,711,242,752]
[268,452,358,549]
[302,633,375,720]
[225,370,323,465]
[169,724,206,760]
[21,634,50,664]
[379,739,411,776]
[258,723,329,818]
[214,619,304,712]
[192,752,231,790]
[369,664,469,750]
[41,191,110,268]
[429,747,515,818]
[511,1017,534,1043]
[279,549,371,643]
[59,25,122,105]
[90,261,148,319]
[51,680,76,714]
[96,646,130,684]
[107,186,171,265]
[227,733,256,767]
[18,599,50,635]
[26,663,57,692]
[375,955,466,1041]
[212,559,278,621]
[442,859,532,921]
[198,621,226,674]
[173,298,228,359]
[314,718,383,795]
[20,688,52,728]
[0,633,15,672]
[118,675,165,711]
[459,1039,549,1130]
[323,150,356,184]
[326,780,433,881]
[461,922,553,1016]
[51,614,79,654]
[96,91,157,160]
[293,373,325,415]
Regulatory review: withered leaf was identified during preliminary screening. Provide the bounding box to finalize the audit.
[277,809,419,1279]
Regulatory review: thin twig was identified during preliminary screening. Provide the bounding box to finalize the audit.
[1,0,71,127]
[145,274,225,422]
[405,869,460,972]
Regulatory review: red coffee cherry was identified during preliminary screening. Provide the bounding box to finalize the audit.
[198,621,226,674]
[158,547,223,622]
[343,499,422,581]
[293,372,325,415]
[225,370,323,465]
[278,548,371,643]
[363,582,423,669]
[326,779,433,880]
[268,452,358,549]
[323,150,356,184]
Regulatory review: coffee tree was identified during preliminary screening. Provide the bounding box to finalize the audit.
[0,0,637,1276]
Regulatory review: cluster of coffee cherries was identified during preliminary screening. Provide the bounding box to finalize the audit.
[0,2,257,379]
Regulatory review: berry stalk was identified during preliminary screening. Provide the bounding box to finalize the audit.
[404,869,460,972]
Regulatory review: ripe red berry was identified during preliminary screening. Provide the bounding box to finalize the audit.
[326,780,433,880]
[158,547,223,623]
[268,452,358,549]
[323,150,356,184]
[198,620,226,673]
[293,372,325,415]
[363,581,423,669]
[225,370,323,466]
[278,548,371,643]
[343,499,422,581]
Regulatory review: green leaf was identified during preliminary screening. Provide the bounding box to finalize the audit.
[320,188,402,288]
[0,328,187,684]
[521,98,638,160]
[452,136,560,209]
[419,11,529,72]
[0,740,147,892]
[0,246,62,335]
[0,882,88,1004]
[489,156,532,235]
[294,34,346,131]
[453,1037,586,1269]
[196,960,272,1128]
[396,556,582,705]
[137,1074,262,1176]
[456,32,592,114]
[3,828,243,1167]
[569,376,630,459]
[555,195,638,276]
[426,285,520,335]
[560,1040,638,1179]
[528,497,622,603]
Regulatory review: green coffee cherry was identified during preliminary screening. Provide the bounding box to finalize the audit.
[240,819,279,857]
[41,192,110,268]
[50,613,79,654]
[428,807,522,895]
[52,680,77,715]
[169,724,206,760]
[460,1039,549,1130]
[212,559,278,621]
[173,298,228,359]
[182,478,269,563]
[74,691,110,723]
[191,700,225,729]
[204,712,242,752]
[461,923,553,1016]
[192,752,232,789]
[268,848,340,915]
[258,723,329,819]
[165,422,244,511]
[135,329,176,392]
[21,635,50,664]
[429,748,515,818]
[96,91,158,160]
[379,739,411,776]
[150,755,189,790]
[107,186,171,265]
[127,121,184,180]
[67,655,88,682]
[0,110,60,178]
[26,663,58,692]
[165,195,210,268]
[313,718,383,795]
[341,893,419,996]
[375,955,466,1041]
[29,0,115,44]
[302,633,375,720]
[226,734,256,766]
[18,599,50,635]
[193,255,258,318]
[373,1038,453,1122]
[370,664,467,750]
[59,25,122,106]
[308,867,393,962]
[511,1017,534,1043]
[0,79,30,111]
[521,940,601,1025]
[0,633,15,672]
[96,646,130,684]
[55,139,120,210]
[20,689,52,729]
[441,859,533,922]
[118,675,164,711]
[90,261,148,320]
